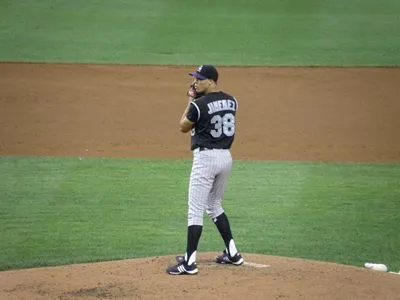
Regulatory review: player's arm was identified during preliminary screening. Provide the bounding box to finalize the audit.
[179,105,194,133]
[179,100,198,133]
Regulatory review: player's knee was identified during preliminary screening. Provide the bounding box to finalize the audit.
[206,207,224,220]
[188,212,204,226]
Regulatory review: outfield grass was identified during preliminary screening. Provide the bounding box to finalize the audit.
[1,0,399,65]
[1,156,399,271]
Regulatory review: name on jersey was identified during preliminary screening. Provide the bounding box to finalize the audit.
[207,99,236,115]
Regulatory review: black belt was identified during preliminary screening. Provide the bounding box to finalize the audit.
[199,146,212,152]
[198,147,228,152]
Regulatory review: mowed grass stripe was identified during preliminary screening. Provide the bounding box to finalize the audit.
[0,0,399,65]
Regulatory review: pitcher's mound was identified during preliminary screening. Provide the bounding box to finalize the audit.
[1,253,399,300]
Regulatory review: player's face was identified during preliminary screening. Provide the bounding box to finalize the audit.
[193,78,212,93]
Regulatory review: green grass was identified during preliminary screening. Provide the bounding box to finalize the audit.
[1,0,399,65]
[1,156,399,271]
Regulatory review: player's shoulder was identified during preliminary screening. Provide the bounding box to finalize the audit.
[193,93,212,105]
[195,91,238,107]
[218,91,237,102]
[218,91,238,109]
[203,91,235,100]
[219,90,233,97]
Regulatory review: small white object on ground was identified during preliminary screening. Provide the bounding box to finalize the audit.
[388,271,400,275]
[364,263,388,272]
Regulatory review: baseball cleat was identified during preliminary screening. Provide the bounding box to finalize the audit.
[215,250,244,265]
[175,255,185,263]
[167,261,198,275]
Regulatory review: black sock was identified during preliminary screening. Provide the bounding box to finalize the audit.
[213,213,233,249]
[185,225,202,265]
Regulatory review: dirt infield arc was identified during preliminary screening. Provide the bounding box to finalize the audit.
[1,63,400,162]
[1,63,400,299]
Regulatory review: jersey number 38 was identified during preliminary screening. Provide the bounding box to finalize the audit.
[210,113,235,138]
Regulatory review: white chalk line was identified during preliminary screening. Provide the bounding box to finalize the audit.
[201,261,270,268]
[243,261,270,268]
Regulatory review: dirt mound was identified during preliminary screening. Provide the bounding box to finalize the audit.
[1,253,399,300]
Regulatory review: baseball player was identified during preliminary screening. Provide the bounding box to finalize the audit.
[167,65,244,275]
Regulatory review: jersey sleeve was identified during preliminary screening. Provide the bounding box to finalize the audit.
[186,102,200,122]
[233,97,238,111]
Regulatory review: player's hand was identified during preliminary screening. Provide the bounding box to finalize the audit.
[187,84,197,98]
[187,84,204,100]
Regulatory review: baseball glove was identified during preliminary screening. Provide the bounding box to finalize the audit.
[187,84,204,99]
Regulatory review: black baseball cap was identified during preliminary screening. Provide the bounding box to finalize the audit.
[189,65,219,82]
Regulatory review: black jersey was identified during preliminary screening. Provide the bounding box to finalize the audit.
[186,91,238,150]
